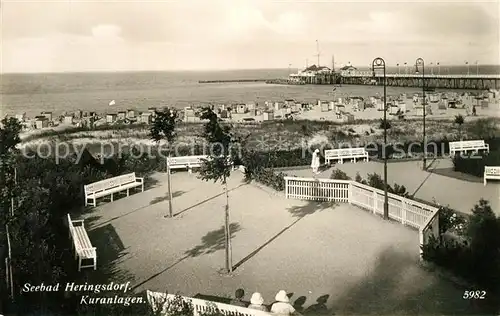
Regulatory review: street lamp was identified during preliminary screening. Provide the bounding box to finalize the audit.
[372,57,389,220]
[437,62,440,75]
[404,62,408,74]
[465,61,470,75]
[415,57,427,171]
[475,60,479,75]
[397,63,400,74]
[430,62,434,75]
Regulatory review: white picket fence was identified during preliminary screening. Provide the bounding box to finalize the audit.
[284,176,440,258]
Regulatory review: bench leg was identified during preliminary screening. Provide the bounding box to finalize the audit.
[78,257,82,272]
[340,159,343,164]
[93,198,96,207]
[188,167,192,174]
[110,193,113,202]
[354,158,357,163]
[141,183,144,192]
[484,178,487,186]
[94,257,97,270]
[127,188,130,197]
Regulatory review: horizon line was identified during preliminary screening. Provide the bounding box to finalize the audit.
[2,64,500,75]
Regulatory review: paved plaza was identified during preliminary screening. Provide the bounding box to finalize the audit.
[286,159,500,216]
[81,170,485,315]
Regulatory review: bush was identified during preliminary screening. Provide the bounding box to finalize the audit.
[253,169,286,191]
[453,150,500,177]
[422,199,500,294]
[330,169,351,180]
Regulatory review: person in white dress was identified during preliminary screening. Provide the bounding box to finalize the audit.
[311,149,320,174]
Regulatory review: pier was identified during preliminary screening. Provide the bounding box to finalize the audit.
[341,72,500,90]
[198,79,268,83]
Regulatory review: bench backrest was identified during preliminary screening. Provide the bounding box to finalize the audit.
[84,172,136,195]
[147,291,272,316]
[325,147,367,158]
[167,155,209,166]
[449,140,486,150]
[485,166,500,176]
[67,213,74,229]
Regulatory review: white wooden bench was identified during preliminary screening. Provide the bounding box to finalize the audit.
[84,172,144,207]
[146,291,274,316]
[325,147,369,164]
[484,166,500,186]
[67,214,96,271]
[167,155,236,173]
[449,140,489,156]
[167,155,209,174]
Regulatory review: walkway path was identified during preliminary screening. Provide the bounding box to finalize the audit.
[82,171,484,315]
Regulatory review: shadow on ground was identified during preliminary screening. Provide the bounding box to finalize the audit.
[330,246,490,315]
[232,201,337,271]
[150,190,186,205]
[131,223,242,291]
[429,167,483,183]
[173,184,247,217]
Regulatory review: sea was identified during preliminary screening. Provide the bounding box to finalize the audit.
[1,65,499,117]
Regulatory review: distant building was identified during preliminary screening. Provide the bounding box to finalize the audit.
[284,99,295,107]
[117,111,127,120]
[140,112,153,124]
[321,102,329,112]
[41,111,53,121]
[15,113,26,122]
[220,110,230,119]
[263,111,274,121]
[127,109,136,118]
[63,115,74,125]
[184,107,195,121]
[339,65,357,76]
[34,116,49,129]
[74,110,83,119]
[236,104,246,114]
[106,113,117,123]
[274,102,282,111]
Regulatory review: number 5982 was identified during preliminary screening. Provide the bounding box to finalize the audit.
[463,290,486,299]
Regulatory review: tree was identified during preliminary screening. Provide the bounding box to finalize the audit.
[0,117,22,303]
[150,108,179,218]
[454,114,465,139]
[197,107,239,273]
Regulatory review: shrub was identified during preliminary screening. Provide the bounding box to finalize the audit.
[330,169,351,180]
[422,199,500,295]
[453,149,500,177]
[253,169,286,191]
[378,119,392,129]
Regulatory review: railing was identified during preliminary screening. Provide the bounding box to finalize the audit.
[283,177,440,259]
[147,291,273,316]
[284,177,350,202]
[341,72,500,79]
[349,181,437,229]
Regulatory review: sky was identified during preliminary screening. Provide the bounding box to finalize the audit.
[1,0,499,73]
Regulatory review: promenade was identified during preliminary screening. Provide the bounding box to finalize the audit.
[285,159,500,216]
[81,171,484,315]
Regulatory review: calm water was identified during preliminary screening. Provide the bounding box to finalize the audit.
[1,66,499,117]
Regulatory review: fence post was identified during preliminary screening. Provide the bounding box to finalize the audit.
[347,181,352,203]
[401,198,407,225]
[372,190,377,214]
[285,178,289,199]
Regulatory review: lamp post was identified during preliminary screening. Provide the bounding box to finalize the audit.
[475,60,479,75]
[437,62,440,75]
[397,63,400,74]
[404,62,408,74]
[372,57,389,220]
[465,61,470,75]
[415,58,427,171]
